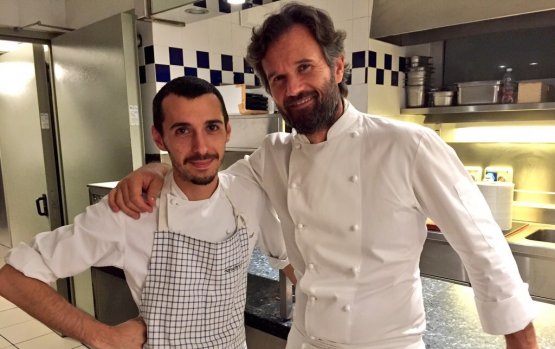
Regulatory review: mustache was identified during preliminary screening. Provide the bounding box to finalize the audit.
[284,91,318,108]
[184,153,219,163]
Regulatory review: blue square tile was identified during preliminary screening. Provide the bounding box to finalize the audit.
[155,64,171,82]
[194,1,207,8]
[210,70,222,85]
[391,71,399,86]
[139,65,146,84]
[368,50,377,68]
[234,72,244,84]
[399,57,406,72]
[221,54,233,71]
[185,67,198,77]
[244,59,254,73]
[218,0,231,13]
[346,72,352,85]
[365,68,368,84]
[197,51,210,69]
[376,68,384,85]
[352,51,366,68]
[144,46,154,65]
[384,54,392,70]
[169,47,184,66]
[254,75,261,86]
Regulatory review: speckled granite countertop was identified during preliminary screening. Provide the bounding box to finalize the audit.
[246,250,555,348]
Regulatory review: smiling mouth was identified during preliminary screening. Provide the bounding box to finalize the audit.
[285,93,317,109]
[189,159,213,170]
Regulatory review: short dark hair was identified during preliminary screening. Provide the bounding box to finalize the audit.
[152,76,229,135]
[246,2,350,97]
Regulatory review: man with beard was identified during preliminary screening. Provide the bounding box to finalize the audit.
[0,76,289,349]
[108,3,538,349]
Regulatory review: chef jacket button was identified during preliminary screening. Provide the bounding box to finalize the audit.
[308,263,315,271]
[297,223,304,230]
[351,265,360,276]
[351,131,359,138]
[310,296,317,303]
[310,336,316,341]
[170,198,176,205]
[343,304,351,312]
[350,175,359,183]
[291,182,299,189]
[350,224,360,231]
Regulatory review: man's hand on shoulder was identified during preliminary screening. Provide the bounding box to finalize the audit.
[108,162,170,219]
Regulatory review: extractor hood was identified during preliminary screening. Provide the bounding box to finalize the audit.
[371,0,555,46]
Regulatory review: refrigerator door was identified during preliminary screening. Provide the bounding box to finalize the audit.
[51,12,144,316]
[0,44,52,247]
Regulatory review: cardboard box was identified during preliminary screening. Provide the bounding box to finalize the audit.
[517,81,555,103]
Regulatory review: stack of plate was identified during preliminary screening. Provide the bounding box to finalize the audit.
[405,56,434,107]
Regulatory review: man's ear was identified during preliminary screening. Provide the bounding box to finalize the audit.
[151,126,167,151]
[225,122,231,143]
[334,54,345,82]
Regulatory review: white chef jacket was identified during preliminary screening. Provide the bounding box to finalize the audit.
[6,172,288,305]
[227,100,537,348]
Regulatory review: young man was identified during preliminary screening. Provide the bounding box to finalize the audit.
[109,3,538,349]
[0,76,289,349]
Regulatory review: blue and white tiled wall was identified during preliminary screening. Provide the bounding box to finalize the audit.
[350,50,405,87]
[139,46,260,87]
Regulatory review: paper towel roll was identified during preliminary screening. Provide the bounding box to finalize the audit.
[477,182,514,230]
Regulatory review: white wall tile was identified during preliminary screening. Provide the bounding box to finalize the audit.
[244,74,255,86]
[209,20,233,54]
[153,45,169,65]
[208,52,221,70]
[183,49,197,67]
[170,65,184,80]
[233,55,244,72]
[352,0,370,19]
[349,84,369,114]
[145,64,156,84]
[182,21,210,52]
[0,319,51,344]
[352,17,370,52]
[137,20,154,47]
[153,22,183,48]
[351,68,366,84]
[368,84,403,116]
[197,68,211,82]
[222,71,234,84]
[231,24,253,57]
[336,19,353,59]
[140,82,158,154]
[327,0,353,22]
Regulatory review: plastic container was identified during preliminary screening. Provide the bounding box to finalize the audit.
[501,68,517,104]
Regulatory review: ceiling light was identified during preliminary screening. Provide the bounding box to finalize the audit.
[185,7,209,14]
[529,62,539,66]
[228,0,246,4]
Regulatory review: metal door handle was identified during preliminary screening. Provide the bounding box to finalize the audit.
[35,194,49,217]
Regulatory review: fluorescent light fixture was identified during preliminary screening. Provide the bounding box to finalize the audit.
[227,0,246,4]
[0,40,21,53]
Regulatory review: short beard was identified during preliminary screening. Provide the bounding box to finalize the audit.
[279,77,342,135]
[190,175,216,185]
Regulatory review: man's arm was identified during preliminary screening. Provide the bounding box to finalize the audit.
[108,162,170,218]
[505,322,538,349]
[0,264,145,349]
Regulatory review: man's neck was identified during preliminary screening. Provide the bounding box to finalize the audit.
[173,172,219,201]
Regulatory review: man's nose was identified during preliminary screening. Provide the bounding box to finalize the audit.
[285,75,304,97]
[192,133,208,154]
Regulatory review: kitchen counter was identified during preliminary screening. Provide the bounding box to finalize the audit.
[247,252,555,348]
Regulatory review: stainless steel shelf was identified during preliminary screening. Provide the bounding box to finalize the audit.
[401,102,555,123]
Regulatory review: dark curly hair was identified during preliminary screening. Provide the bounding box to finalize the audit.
[246,2,350,97]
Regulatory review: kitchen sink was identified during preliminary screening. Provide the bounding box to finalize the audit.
[525,229,555,243]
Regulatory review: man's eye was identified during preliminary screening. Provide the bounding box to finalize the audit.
[207,124,220,132]
[175,127,189,135]
[298,64,310,72]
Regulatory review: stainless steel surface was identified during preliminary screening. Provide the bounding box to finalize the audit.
[457,80,501,105]
[370,0,555,45]
[401,101,555,123]
[525,229,555,243]
[227,114,284,151]
[420,232,470,284]
[430,91,454,106]
[406,85,426,107]
[279,269,294,321]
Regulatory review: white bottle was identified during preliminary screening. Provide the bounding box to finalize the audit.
[501,68,516,104]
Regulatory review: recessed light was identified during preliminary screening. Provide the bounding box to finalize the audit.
[228,0,246,4]
[529,62,539,66]
[185,7,209,15]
